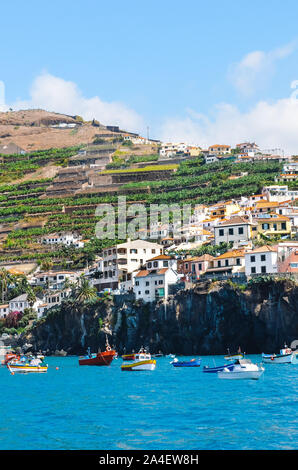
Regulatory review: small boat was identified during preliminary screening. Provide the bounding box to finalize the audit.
[121,359,156,371]
[171,358,201,367]
[224,347,244,361]
[8,356,48,374]
[291,351,298,364]
[218,359,264,380]
[262,345,293,364]
[79,337,116,366]
[79,338,116,366]
[122,347,151,361]
[203,362,235,373]
[2,351,20,365]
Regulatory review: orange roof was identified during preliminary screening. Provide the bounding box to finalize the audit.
[135,270,150,277]
[147,254,172,261]
[215,249,245,260]
[246,245,277,254]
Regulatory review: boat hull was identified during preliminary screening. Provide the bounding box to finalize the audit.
[172,359,201,367]
[121,359,156,371]
[8,364,48,373]
[291,352,298,364]
[203,363,235,373]
[262,353,292,364]
[79,350,116,366]
[218,369,264,380]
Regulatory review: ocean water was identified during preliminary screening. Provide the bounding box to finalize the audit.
[0,355,297,450]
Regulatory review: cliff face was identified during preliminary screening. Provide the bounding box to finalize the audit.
[20,279,298,355]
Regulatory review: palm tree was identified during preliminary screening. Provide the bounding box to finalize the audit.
[75,278,97,304]
[26,288,37,308]
[0,268,9,303]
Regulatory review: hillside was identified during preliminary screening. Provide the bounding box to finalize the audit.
[0,108,292,269]
[0,109,115,151]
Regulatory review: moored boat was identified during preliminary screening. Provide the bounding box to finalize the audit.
[121,359,156,371]
[224,347,244,361]
[2,351,20,365]
[291,351,298,364]
[262,345,293,364]
[79,338,116,366]
[217,359,264,380]
[171,358,201,367]
[122,347,151,362]
[8,356,48,374]
[203,362,235,373]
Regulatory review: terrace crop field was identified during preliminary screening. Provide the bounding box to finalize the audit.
[0,145,290,266]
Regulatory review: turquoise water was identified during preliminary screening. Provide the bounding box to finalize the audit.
[0,355,297,450]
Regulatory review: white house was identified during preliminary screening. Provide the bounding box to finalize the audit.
[100,239,164,290]
[40,232,85,248]
[8,294,43,314]
[214,216,254,246]
[133,255,180,303]
[31,271,79,289]
[0,304,9,318]
[245,246,278,276]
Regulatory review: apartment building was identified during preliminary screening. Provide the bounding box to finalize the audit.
[100,239,164,290]
[245,246,278,276]
[205,249,245,276]
[214,216,254,246]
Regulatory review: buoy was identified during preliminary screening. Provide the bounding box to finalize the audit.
[271,356,274,361]
[56,367,59,370]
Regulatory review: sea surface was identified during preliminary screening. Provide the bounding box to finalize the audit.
[0,355,297,450]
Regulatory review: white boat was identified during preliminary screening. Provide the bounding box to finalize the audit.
[121,358,156,371]
[218,359,264,380]
[291,351,298,364]
[7,356,48,374]
[262,345,293,364]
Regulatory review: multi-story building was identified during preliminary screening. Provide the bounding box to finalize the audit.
[245,246,278,276]
[205,249,245,276]
[133,255,180,303]
[252,214,291,239]
[208,145,231,155]
[214,216,254,246]
[100,239,164,291]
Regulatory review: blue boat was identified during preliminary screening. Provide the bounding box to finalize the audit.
[203,363,235,373]
[171,358,201,367]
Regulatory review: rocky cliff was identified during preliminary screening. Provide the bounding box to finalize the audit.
[19,279,298,355]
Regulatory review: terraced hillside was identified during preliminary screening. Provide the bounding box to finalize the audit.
[0,145,286,267]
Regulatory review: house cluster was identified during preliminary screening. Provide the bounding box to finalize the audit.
[0,271,80,320]
[159,143,202,158]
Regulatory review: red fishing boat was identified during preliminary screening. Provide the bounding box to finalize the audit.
[79,338,116,366]
[2,352,20,365]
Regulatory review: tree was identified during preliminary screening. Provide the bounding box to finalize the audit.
[75,278,97,304]
[0,268,9,303]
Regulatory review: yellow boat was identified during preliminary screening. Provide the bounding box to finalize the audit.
[121,359,156,371]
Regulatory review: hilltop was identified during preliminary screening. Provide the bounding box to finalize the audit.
[0,109,112,151]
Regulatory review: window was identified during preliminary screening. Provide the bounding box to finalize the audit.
[262,223,269,230]
[218,261,221,267]
[251,267,256,274]
[163,261,168,267]
[185,263,189,270]
[238,227,244,235]
[198,263,202,271]
[250,256,256,262]
[225,260,229,266]
[145,290,150,295]
[153,261,158,268]
[228,228,234,235]
[260,254,266,262]
[152,249,156,254]
[146,281,150,286]
[261,266,266,273]
[281,222,286,230]
[147,262,152,268]
[236,258,241,266]
[219,229,224,237]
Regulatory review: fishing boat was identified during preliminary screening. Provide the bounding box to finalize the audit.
[217,359,264,380]
[203,362,235,373]
[171,358,201,367]
[2,351,20,365]
[224,347,244,361]
[79,338,116,366]
[262,345,294,364]
[121,358,156,371]
[291,351,298,364]
[122,347,151,361]
[7,356,48,374]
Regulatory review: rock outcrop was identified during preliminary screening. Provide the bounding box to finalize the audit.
[18,279,298,355]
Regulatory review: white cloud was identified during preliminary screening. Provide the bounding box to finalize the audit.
[160,96,298,154]
[229,41,297,96]
[11,73,144,132]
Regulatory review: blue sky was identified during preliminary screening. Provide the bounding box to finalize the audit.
[1,0,298,152]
